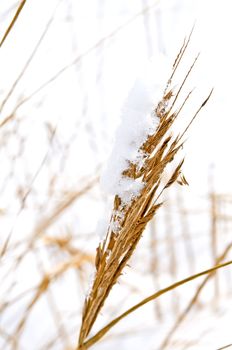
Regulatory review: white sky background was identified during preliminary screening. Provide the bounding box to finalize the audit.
[1,0,232,196]
[0,0,232,197]
[1,1,232,349]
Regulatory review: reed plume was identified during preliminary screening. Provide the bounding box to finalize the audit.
[77,33,212,349]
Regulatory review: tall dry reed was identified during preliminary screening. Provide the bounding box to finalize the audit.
[77,33,213,349]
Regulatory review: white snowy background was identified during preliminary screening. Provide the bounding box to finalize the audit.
[0,0,232,349]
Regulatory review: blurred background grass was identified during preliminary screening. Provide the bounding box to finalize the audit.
[0,1,232,349]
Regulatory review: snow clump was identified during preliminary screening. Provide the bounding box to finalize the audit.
[100,56,170,206]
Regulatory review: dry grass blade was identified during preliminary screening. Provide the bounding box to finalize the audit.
[0,250,93,316]
[179,88,214,140]
[0,1,61,114]
[0,0,27,48]
[1,250,94,349]
[216,344,232,350]
[0,126,57,257]
[0,175,97,310]
[170,24,195,81]
[34,177,98,237]
[7,0,161,114]
[160,241,232,349]
[80,260,232,349]
[76,33,213,349]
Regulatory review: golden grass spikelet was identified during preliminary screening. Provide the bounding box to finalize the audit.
[77,34,212,349]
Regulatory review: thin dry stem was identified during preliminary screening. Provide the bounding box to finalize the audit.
[160,241,232,349]
[0,0,27,48]
[80,259,232,349]
[3,1,161,117]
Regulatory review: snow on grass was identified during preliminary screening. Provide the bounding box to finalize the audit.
[100,56,170,205]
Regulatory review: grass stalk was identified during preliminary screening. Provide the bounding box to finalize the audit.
[80,259,232,349]
[0,0,27,48]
